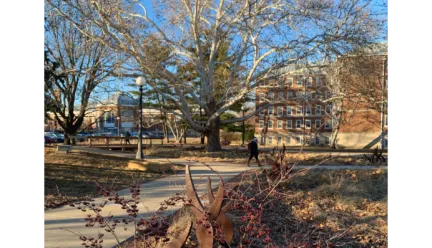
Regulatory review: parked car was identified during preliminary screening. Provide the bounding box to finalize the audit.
[75,133,87,142]
[153,132,165,139]
[45,135,56,144]
[52,133,64,143]
[44,132,59,142]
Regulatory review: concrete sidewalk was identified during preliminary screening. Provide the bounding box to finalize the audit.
[45,147,386,248]
[45,158,251,248]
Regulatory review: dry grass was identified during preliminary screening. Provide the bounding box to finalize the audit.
[44,147,169,209]
[228,169,388,247]
[145,147,387,165]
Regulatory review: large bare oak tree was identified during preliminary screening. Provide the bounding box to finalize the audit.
[47,0,386,151]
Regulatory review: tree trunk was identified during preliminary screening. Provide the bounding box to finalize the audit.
[206,117,222,152]
[64,134,71,145]
[200,134,205,144]
[330,125,340,149]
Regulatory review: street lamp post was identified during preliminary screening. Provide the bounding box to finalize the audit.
[116,116,120,136]
[241,106,245,146]
[136,76,145,160]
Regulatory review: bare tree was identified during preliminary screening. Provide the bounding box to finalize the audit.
[45,4,122,144]
[47,0,385,151]
[322,43,388,148]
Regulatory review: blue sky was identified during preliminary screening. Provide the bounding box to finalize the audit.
[94,0,388,104]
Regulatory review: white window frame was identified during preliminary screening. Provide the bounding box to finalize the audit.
[316,77,322,86]
[259,93,265,102]
[296,120,303,129]
[268,120,274,129]
[296,136,302,145]
[307,77,313,87]
[286,120,292,129]
[277,120,283,129]
[287,91,293,99]
[296,106,303,115]
[315,119,322,129]
[277,78,284,86]
[315,105,322,115]
[268,136,273,144]
[286,106,292,116]
[326,104,332,114]
[277,106,283,116]
[268,92,274,102]
[278,92,284,101]
[277,136,282,145]
[259,110,264,116]
[305,105,312,116]
[286,78,293,86]
[286,136,291,144]
[268,106,274,115]
[325,136,330,145]
[325,120,332,129]
[297,77,304,86]
[305,119,311,129]
[315,136,320,145]
[259,120,264,129]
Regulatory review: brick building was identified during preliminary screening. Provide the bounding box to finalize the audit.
[254,65,332,146]
[254,51,387,148]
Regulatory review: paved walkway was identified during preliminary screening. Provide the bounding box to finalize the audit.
[45,147,386,248]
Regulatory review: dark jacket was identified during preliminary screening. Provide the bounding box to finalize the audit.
[249,140,258,154]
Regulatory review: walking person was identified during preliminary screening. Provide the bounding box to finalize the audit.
[125,131,131,145]
[246,137,262,167]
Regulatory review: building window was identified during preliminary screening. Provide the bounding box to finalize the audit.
[277,106,283,116]
[268,106,274,115]
[286,78,293,86]
[268,120,274,129]
[278,92,284,101]
[325,120,332,129]
[307,77,313,87]
[296,91,304,98]
[306,91,312,99]
[286,120,292,129]
[316,77,322,86]
[296,136,302,145]
[286,106,292,116]
[305,105,311,115]
[259,110,264,116]
[296,106,303,115]
[385,115,388,126]
[277,120,283,129]
[287,91,293,99]
[325,136,330,145]
[326,104,332,114]
[277,136,282,145]
[277,78,283,86]
[315,119,322,129]
[268,136,273,144]
[268,92,274,102]
[315,105,322,115]
[305,119,311,129]
[286,136,291,144]
[325,91,331,99]
[259,120,264,129]
[259,93,265,102]
[315,136,320,145]
[297,78,303,86]
[296,120,303,128]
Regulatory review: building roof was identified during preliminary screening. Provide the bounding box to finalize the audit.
[97,92,138,106]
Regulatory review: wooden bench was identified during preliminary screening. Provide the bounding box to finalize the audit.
[56,145,72,154]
